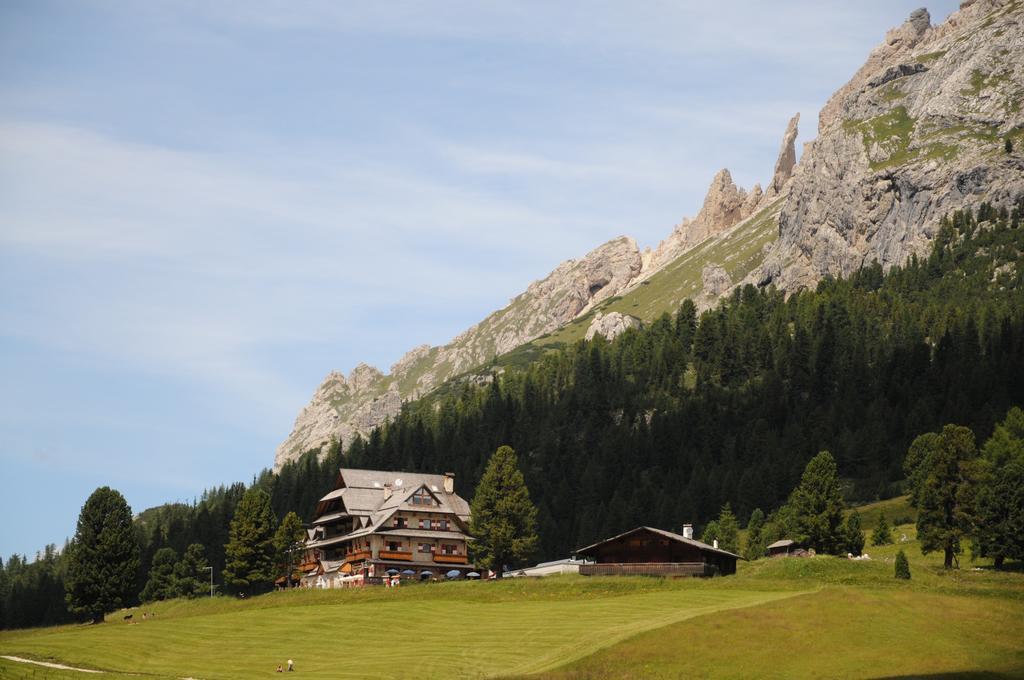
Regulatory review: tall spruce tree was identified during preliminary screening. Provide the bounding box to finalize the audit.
[223,487,278,594]
[972,408,1024,567]
[789,451,847,554]
[469,446,538,577]
[174,544,209,598]
[744,508,766,560]
[904,425,977,568]
[715,504,740,554]
[141,548,178,602]
[871,513,893,546]
[65,487,140,623]
[843,510,865,556]
[273,511,306,587]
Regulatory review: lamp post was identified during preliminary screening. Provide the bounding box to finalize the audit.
[204,566,214,598]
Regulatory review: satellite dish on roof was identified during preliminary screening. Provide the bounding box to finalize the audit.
[395,478,403,487]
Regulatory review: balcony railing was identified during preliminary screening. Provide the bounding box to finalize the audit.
[578,562,713,577]
[344,550,371,562]
[379,551,413,561]
[434,554,468,564]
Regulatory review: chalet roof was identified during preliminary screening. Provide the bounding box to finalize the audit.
[575,526,743,560]
[312,511,348,526]
[767,539,796,549]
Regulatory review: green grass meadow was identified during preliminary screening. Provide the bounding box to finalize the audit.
[2,501,1022,679]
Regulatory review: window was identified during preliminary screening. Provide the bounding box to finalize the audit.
[441,544,457,555]
[412,490,434,506]
[387,541,402,552]
[418,519,429,529]
[393,517,407,528]
[418,543,434,554]
[439,519,449,531]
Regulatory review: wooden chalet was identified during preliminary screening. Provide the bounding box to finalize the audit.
[766,539,810,558]
[302,468,476,586]
[575,525,741,577]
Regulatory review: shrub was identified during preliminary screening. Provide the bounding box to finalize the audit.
[895,550,911,580]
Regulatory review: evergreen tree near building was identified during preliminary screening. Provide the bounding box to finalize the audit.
[141,548,179,602]
[714,504,740,554]
[744,508,766,560]
[469,445,538,577]
[894,549,911,579]
[223,487,278,594]
[871,512,893,546]
[174,544,209,598]
[904,424,978,569]
[273,511,306,587]
[843,510,865,556]
[701,520,721,546]
[65,487,140,623]
[789,451,847,554]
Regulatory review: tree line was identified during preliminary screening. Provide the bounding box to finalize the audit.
[2,199,1022,628]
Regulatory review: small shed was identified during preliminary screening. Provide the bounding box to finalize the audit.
[766,539,802,558]
[575,526,742,577]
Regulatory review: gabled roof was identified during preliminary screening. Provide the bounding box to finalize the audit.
[575,526,743,560]
[314,468,471,525]
[767,539,797,549]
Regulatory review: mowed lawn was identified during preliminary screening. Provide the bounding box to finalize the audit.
[0,580,801,679]
[522,587,1024,679]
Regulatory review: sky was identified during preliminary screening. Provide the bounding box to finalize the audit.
[0,0,960,559]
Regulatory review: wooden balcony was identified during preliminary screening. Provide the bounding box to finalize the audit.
[345,550,371,562]
[434,554,468,564]
[578,562,713,577]
[379,551,413,561]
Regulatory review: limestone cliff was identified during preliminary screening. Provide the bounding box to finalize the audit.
[759,1,1024,290]
[276,113,802,469]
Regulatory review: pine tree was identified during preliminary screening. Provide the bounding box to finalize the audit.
[469,446,538,577]
[223,487,278,594]
[789,451,847,554]
[744,508,766,560]
[904,425,977,568]
[843,510,865,556]
[871,512,893,546]
[894,549,911,579]
[174,544,209,598]
[701,520,721,546]
[716,504,740,554]
[65,487,140,623]
[273,511,306,587]
[141,548,178,602]
[972,407,1024,568]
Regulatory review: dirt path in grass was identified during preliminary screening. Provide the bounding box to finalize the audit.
[2,654,105,673]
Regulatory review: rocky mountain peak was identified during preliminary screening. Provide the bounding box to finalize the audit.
[760,0,1024,292]
[768,113,800,197]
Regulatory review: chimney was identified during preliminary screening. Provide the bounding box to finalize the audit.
[443,472,455,494]
[682,523,693,539]
[383,483,392,500]
[713,539,719,549]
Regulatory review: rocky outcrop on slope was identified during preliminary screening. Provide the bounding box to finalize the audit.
[767,114,800,197]
[276,113,804,468]
[645,113,801,274]
[584,311,641,341]
[275,236,644,468]
[760,1,1024,291]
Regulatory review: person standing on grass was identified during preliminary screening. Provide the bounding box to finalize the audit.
[287,659,294,671]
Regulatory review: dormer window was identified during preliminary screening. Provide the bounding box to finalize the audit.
[411,489,435,506]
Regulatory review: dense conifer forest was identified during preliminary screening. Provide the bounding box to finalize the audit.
[2,199,1022,628]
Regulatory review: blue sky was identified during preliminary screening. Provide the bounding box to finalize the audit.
[0,1,959,559]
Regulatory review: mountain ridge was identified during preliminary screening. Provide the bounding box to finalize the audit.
[274,1,1024,470]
